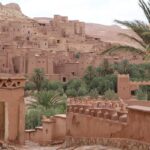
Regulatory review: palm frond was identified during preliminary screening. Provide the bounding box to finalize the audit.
[139,0,150,23]
[115,20,150,44]
[118,33,146,48]
[100,45,146,55]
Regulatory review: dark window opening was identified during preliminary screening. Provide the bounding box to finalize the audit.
[39,23,46,26]
[63,77,66,82]
[131,90,136,95]
[27,37,30,41]
[72,72,75,76]
[17,82,21,86]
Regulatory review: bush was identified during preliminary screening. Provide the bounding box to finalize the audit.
[25,82,35,91]
[78,86,88,96]
[103,89,118,100]
[25,109,42,129]
[136,89,148,100]
[89,89,99,99]
[66,79,88,97]
[47,81,63,91]
[66,89,78,97]
[75,52,80,59]
[89,75,117,95]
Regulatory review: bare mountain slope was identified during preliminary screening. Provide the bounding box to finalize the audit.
[0,3,28,20]
[86,23,142,48]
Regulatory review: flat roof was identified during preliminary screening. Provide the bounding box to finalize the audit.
[128,105,150,113]
[54,114,66,118]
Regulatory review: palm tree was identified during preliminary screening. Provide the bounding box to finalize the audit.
[101,0,150,60]
[101,59,114,75]
[31,68,45,91]
[29,91,67,111]
[26,91,67,129]
[115,59,130,74]
[84,65,96,82]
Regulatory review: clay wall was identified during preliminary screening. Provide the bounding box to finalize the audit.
[26,52,54,76]
[117,74,150,100]
[50,15,85,37]
[67,100,150,144]
[126,106,150,143]
[125,100,150,107]
[0,76,25,144]
[45,74,61,81]
[25,115,66,145]
[65,137,150,150]
[64,63,79,78]
[117,74,131,99]
[66,112,126,138]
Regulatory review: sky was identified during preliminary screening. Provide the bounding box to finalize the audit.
[0,0,148,25]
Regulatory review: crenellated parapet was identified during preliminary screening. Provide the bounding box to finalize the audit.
[67,99,128,123]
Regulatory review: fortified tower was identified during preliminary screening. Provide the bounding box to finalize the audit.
[117,74,131,99]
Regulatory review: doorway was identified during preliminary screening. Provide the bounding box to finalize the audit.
[0,102,5,140]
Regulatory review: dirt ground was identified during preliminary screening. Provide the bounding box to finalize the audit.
[11,141,121,150]
[21,142,121,150]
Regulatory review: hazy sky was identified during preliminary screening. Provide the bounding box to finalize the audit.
[0,0,147,25]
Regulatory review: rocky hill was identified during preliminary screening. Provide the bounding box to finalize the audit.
[0,3,27,20]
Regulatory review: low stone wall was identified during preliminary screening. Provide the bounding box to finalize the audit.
[25,114,66,145]
[64,136,150,150]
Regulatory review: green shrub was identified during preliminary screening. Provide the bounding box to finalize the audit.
[103,89,118,100]
[89,89,99,99]
[66,89,78,97]
[78,86,88,96]
[25,82,35,91]
[25,109,42,129]
[136,89,148,100]
[75,52,80,59]
[47,81,63,91]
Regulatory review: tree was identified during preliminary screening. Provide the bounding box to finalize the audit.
[103,89,119,100]
[66,89,78,97]
[101,0,150,60]
[136,89,148,100]
[29,91,67,111]
[78,86,88,96]
[84,65,96,82]
[115,59,130,74]
[25,109,42,129]
[26,91,67,129]
[31,68,45,91]
[100,59,114,76]
[89,89,99,99]
[66,79,88,97]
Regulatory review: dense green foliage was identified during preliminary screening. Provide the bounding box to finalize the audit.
[25,60,150,99]
[25,60,150,129]
[31,68,45,91]
[25,91,67,129]
[103,89,119,100]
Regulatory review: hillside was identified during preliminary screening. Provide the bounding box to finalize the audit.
[86,23,141,48]
[0,3,28,20]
